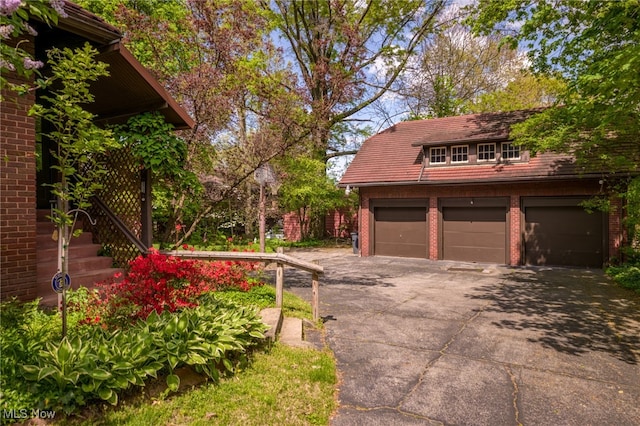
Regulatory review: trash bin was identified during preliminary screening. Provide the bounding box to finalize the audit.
[350,232,359,254]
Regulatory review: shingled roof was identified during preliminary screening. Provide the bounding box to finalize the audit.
[339,109,594,186]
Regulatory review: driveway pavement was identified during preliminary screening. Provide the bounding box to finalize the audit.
[280,248,640,426]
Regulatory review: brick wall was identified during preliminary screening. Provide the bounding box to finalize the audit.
[283,211,301,242]
[359,180,622,265]
[325,208,358,238]
[1,75,37,301]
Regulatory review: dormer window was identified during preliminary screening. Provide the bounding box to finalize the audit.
[478,143,496,161]
[501,142,520,160]
[430,147,446,164]
[451,145,468,163]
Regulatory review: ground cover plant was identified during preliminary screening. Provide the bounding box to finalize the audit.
[0,251,267,421]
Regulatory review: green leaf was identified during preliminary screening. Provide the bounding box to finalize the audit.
[98,387,113,401]
[56,338,73,364]
[81,381,95,393]
[177,315,189,333]
[166,374,180,392]
[89,369,112,381]
[37,366,58,381]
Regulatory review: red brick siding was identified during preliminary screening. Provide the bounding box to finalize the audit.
[283,211,301,242]
[325,208,358,238]
[359,180,621,265]
[1,74,37,301]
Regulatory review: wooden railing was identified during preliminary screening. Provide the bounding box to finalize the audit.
[162,248,324,321]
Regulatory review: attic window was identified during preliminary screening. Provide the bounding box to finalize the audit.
[478,143,495,161]
[430,147,446,164]
[501,142,520,160]
[451,145,468,163]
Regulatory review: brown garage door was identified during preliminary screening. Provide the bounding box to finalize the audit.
[524,205,603,267]
[374,207,428,258]
[442,207,507,263]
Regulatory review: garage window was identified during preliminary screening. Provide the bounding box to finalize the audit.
[478,143,495,161]
[451,145,468,163]
[501,142,520,160]
[430,147,446,164]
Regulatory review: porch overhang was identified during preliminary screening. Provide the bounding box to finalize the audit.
[89,42,194,130]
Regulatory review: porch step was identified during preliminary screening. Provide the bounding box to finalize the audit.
[36,209,121,307]
[38,256,115,279]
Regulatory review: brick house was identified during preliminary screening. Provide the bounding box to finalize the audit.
[339,110,626,267]
[0,2,193,302]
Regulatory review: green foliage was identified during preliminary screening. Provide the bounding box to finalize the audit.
[215,285,313,320]
[71,344,336,426]
[468,0,640,173]
[3,296,266,415]
[278,156,355,240]
[114,112,198,187]
[0,0,60,97]
[607,265,640,295]
[0,299,57,414]
[466,73,566,113]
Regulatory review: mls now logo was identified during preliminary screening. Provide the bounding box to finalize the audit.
[3,409,56,420]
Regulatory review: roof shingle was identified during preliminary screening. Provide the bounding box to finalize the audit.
[340,109,591,186]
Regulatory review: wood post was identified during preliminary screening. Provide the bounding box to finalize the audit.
[276,247,284,308]
[312,260,319,322]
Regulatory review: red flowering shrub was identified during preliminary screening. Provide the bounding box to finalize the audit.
[81,249,262,328]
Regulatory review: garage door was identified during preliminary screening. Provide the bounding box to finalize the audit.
[374,207,428,258]
[523,205,603,267]
[442,207,507,263]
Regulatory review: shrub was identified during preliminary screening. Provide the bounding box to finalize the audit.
[79,249,262,328]
[607,264,640,295]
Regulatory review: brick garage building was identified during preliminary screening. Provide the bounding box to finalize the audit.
[0,2,192,302]
[340,110,626,267]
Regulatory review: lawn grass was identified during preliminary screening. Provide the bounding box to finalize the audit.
[57,344,337,426]
[216,285,314,321]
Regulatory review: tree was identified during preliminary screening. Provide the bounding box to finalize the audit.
[79,0,307,247]
[277,156,354,241]
[469,0,640,254]
[30,43,119,334]
[468,0,640,172]
[262,0,447,160]
[465,72,565,114]
[396,13,529,119]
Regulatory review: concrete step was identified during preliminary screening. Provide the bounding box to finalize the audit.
[259,308,320,349]
[38,243,105,261]
[279,317,314,348]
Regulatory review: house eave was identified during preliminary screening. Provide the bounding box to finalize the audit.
[339,174,605,188]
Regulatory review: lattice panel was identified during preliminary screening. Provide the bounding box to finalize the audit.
[89,147,142,268]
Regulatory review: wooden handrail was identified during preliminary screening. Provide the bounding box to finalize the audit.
[163,249,323,321]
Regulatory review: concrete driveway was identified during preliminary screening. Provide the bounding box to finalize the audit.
[281,248,640,426]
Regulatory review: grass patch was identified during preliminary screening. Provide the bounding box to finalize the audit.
[215,285,313,321]
[57,344,337,426]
